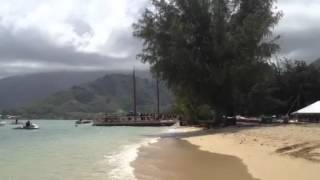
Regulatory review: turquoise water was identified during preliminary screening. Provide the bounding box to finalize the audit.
[0,120,164,180]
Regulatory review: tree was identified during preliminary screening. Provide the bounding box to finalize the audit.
[247,59,320,116]
[133,0,282,121]
[272,60,320,114]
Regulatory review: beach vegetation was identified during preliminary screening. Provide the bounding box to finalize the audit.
[133,0,283,123]
[248,60,320,116]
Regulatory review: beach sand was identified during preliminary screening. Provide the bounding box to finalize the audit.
[184,124,320,180]
[133,124,320,180]
[132,138,258,180]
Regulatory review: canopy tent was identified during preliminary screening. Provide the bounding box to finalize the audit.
[292,101,320,115]
[292,101,320,122]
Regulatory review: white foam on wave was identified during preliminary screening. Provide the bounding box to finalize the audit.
[166,125,201,134]
[104,137,160,180]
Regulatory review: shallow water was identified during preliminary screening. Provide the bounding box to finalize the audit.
[0,120,163,180]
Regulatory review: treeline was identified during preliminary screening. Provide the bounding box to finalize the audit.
[133,0,320,122]
[246,60,320,116]
[172,59,320,121]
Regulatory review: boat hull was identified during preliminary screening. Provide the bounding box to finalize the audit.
[93,120,176,127]
[13,124,39,130]
[75,120,92,124]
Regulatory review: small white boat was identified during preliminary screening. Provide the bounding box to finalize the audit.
[14,123,39,130]
[0,121,6,126]
[75,120,92,124]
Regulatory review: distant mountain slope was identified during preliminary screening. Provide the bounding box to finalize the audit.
[0,70,153,111]
[21,74,173,119]
[0,71,109,110]
[311,58,320,67]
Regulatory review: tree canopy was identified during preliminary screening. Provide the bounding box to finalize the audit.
[134,0,282,120]
[248,60,320,116]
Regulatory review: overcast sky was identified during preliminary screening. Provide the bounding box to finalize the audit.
[0,0,318,78]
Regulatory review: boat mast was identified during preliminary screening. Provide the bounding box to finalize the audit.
[156,75,160,119]
[133,68,137,120]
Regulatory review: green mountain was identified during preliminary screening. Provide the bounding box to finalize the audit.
[311,58,320,67]
[0,71,107,110]
[0,70,152,111]
[21,74,173,119]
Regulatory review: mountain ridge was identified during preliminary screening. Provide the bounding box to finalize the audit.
[20,73,173,119]
[0,70,153,111]
[311,58,320,67]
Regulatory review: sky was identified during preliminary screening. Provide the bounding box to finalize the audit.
[0,0,318,78]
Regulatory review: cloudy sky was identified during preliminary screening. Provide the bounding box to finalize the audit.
[0,0,318,78]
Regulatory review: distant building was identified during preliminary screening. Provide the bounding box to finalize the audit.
[291,101,320,122]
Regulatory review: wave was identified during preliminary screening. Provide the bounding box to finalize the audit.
[104,137,160,180]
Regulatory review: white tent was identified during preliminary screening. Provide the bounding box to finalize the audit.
[292,101,320,115]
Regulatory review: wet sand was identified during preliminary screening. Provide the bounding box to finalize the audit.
[132,138,259,180]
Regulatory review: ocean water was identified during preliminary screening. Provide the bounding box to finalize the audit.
[0,120,165,180]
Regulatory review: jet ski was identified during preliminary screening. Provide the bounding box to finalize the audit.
[13,123,39,130]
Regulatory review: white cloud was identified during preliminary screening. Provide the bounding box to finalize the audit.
[276,0,320,62]
[0,0,148,78]
[0,0,319,78]
[0,0,146,56]
[277,1,320,31]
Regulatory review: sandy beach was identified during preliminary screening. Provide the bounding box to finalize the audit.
[133,124,320,180]
[184,124,320,180]
[133,138,258,180]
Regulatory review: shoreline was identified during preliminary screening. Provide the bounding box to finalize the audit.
[133,125,320,180]
[184,124,320,180]
[132,137,258,180]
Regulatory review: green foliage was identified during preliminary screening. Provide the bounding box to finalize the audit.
[134,0,282,120]
[173,99,214,125]
[243,59,320,116]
